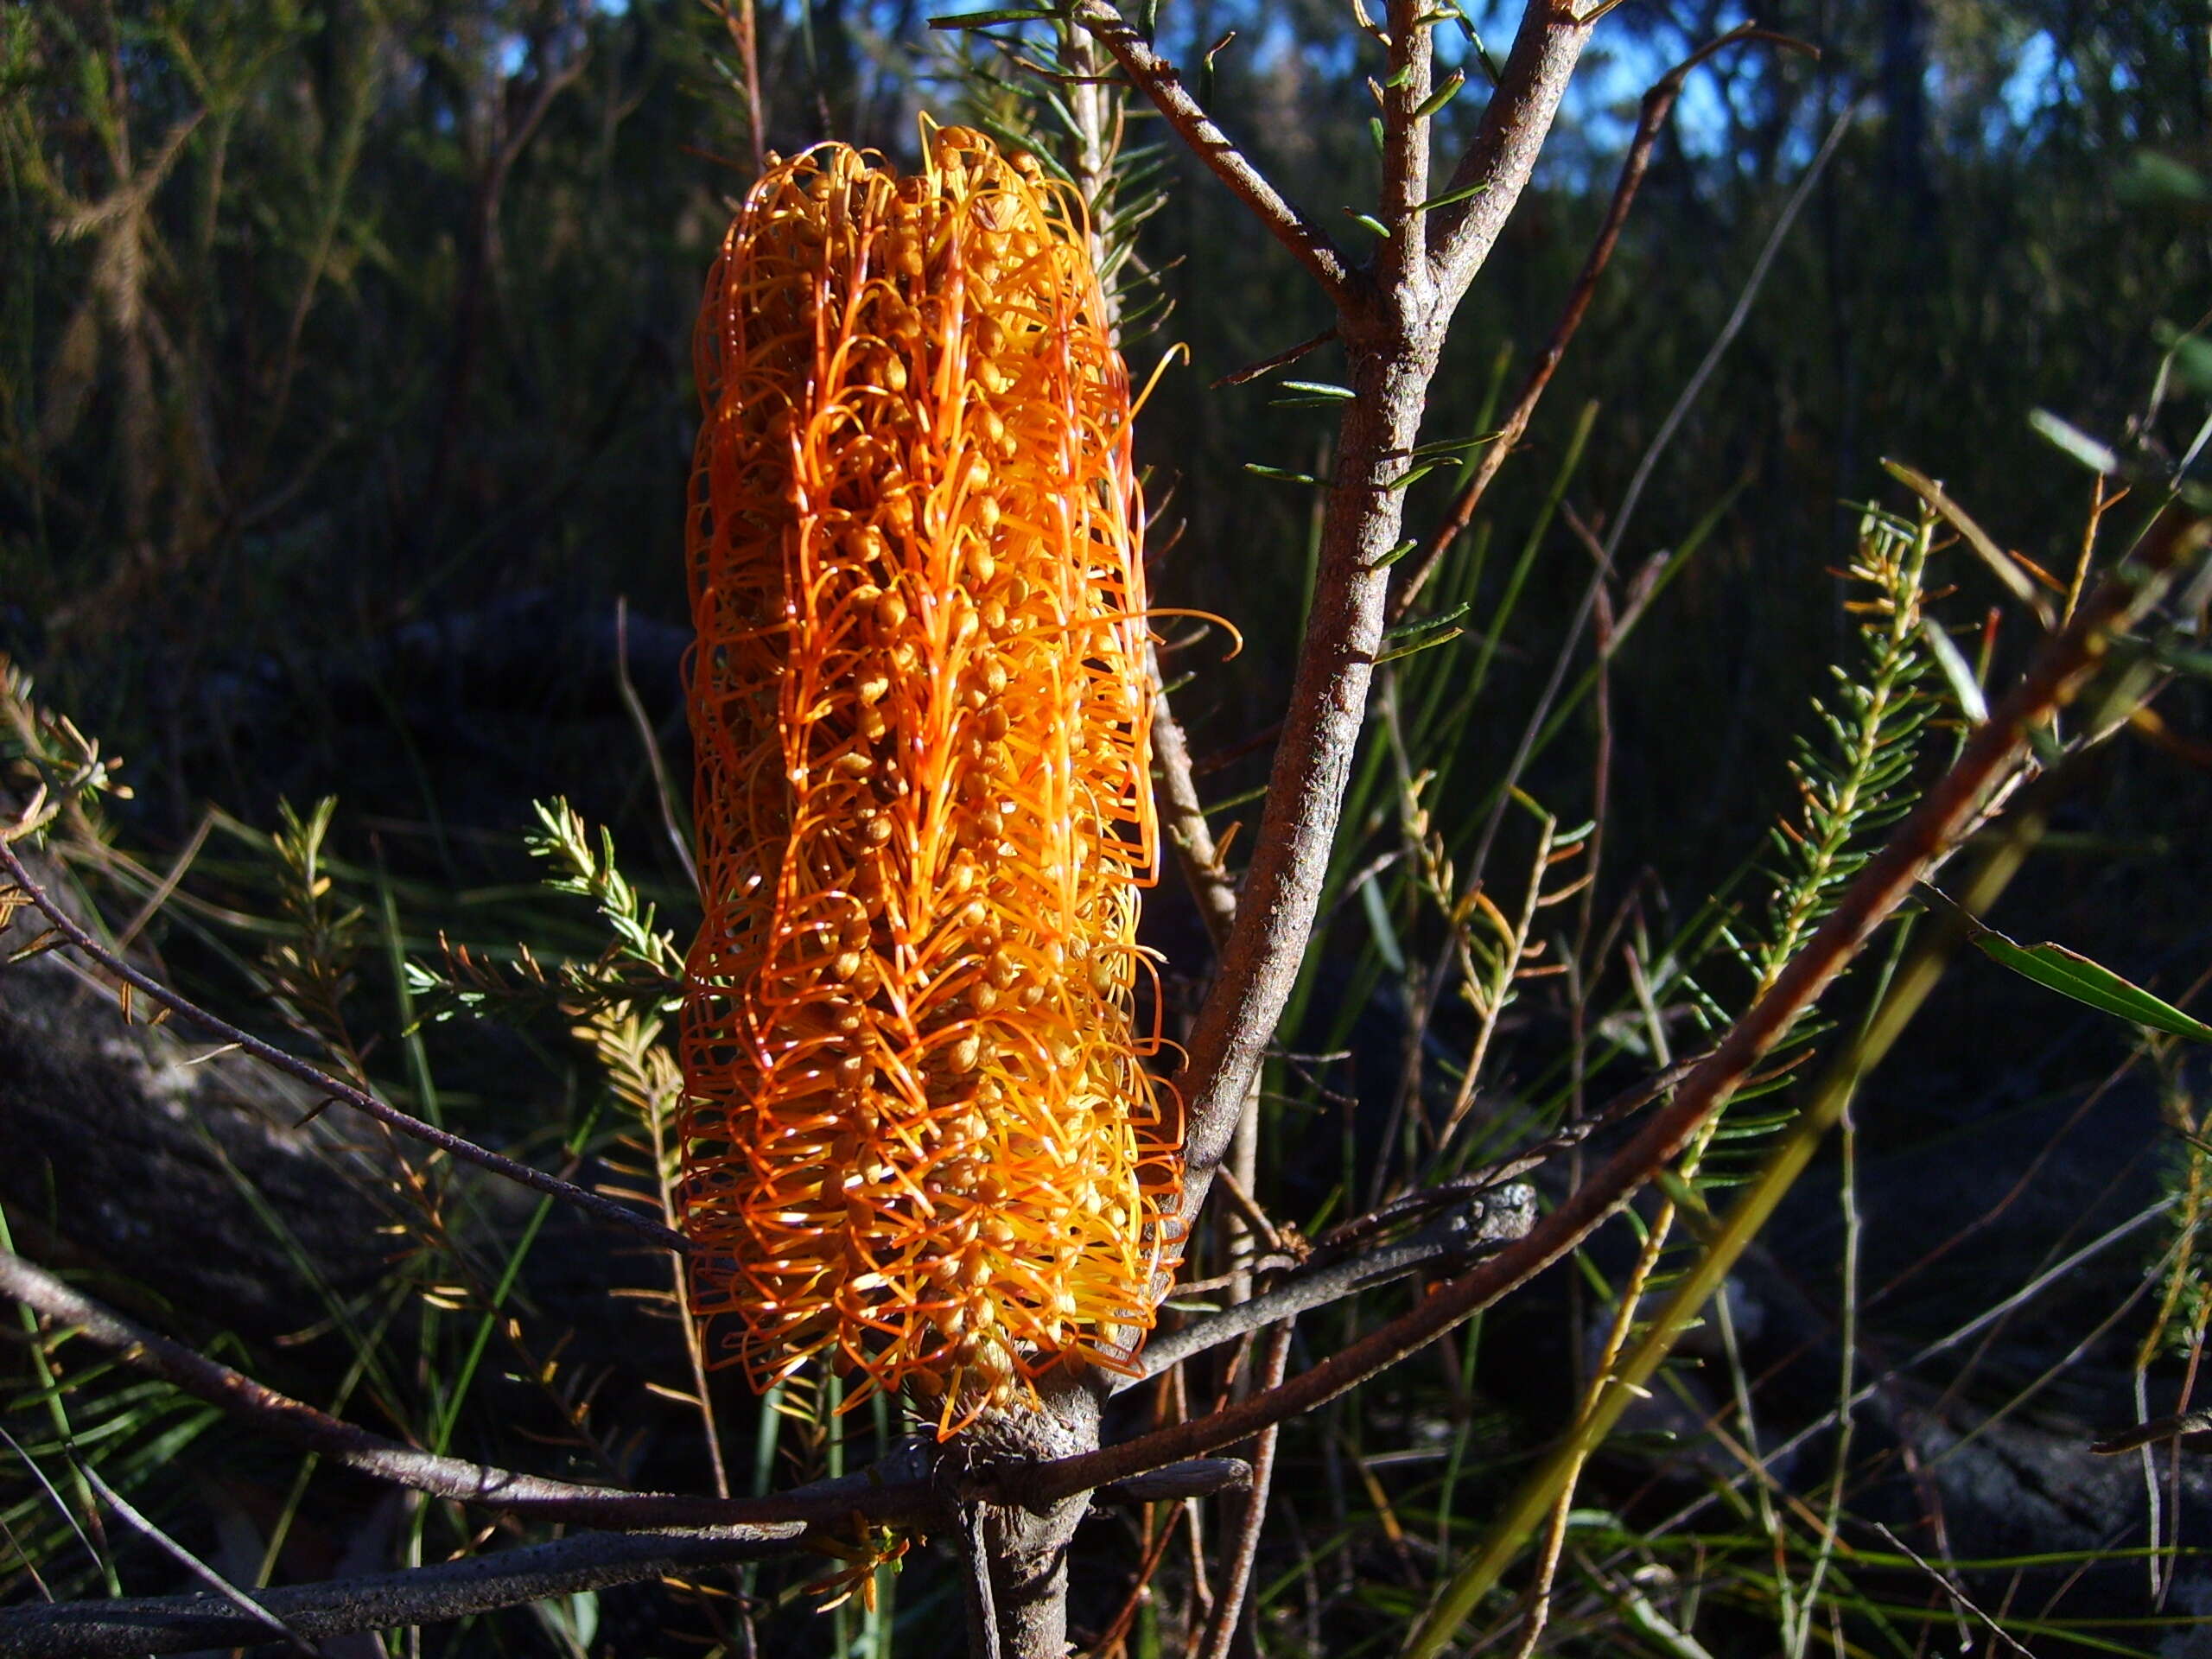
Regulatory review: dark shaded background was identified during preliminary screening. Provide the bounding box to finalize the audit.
[4,2,2211,1654]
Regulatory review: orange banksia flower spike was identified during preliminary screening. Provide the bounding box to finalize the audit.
[680,124,1184,1431]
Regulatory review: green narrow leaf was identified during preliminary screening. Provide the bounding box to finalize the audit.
[1917,616,1989,724]
[1408,430,1503,459]
[2028,410,2120,476]
[1277,379,1357,400]
[1344,207,1392,238]
[1921,883,2212,1043]
[1357,876,1408,975]
[1201,784,1269,817]
[1974,938,2212,1043]
[1883,460,2050,622]
[928,7,1055,29]
[1243,462,1327,486]
[1375,626,1466,666]
[1413,69,1465,118]
[1414,179,1490,212]
[1382,459,1444,491]
[1383,601,1472,645]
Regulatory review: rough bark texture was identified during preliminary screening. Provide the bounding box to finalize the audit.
[1167,1,1597,1235]
[1171,334,1440,1231]
[970,1383,1103,1657]
[0,843,395,1337]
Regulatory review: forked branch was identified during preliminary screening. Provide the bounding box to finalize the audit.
[1157,0,1599,1242]
[0,1248,912,1532]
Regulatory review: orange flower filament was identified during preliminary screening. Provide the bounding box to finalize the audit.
[680,126,1182,1425]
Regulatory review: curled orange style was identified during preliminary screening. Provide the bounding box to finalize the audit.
[680,125,1182,1430]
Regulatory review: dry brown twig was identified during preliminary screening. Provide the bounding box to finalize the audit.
[1001,503,2208,1508]
[3,9,1617,1653]
[1077,0,1600,1255]
[21,10,2181,1656]
[1389,22,1816,621]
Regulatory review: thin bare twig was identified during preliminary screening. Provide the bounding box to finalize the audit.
[112,806,213,952]
[1210,1165,1283,1255]
[711,0,767,175]
[1124,1186,1535,1389]
[1318,1054,1701,1255]
[1392,23,1809,620]
[0,841,690,1254]
[2093,1408,2212,1456]
[1197,1320,1293,1659]
[1070,3,1353,305]
[1871,1523,2037,1658]
[74,1462,317,1657]
[615,596,700,896]
[0,1247,922,1532]
[1100,1460,1253,1503]
[961,1503,1004,1659]
[1211,327,1337,390]
[1003,506,2208,1503]
[1151,646,1237,950]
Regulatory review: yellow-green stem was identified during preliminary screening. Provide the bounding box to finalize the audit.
[1402,810,2046,1658]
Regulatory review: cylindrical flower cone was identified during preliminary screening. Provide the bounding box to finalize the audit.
[681,125,1182,1430]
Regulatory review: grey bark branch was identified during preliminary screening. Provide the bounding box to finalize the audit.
[0,1527,798,1659]
[0,1248,923,1532]
[1163,2,1597,1240]
[1167,337,1433,1234]
[1098,1459,1252,1503]
[1428,4,1597,304]
[1377,0,1438,307]
[1007,505,2209,1504]
[1122,1185,1535,1389]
